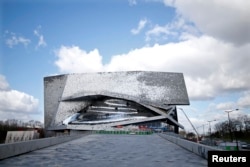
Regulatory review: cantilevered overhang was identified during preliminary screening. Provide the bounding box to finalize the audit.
[60,71,189,105]
[44,71,189,131]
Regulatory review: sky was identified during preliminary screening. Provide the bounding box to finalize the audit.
[1,0,250,134]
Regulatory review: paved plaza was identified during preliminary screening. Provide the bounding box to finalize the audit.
[0,134,207,167]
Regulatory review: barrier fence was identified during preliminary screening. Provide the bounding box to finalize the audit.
[95,130,153,135]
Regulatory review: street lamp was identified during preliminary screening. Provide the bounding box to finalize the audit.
[208,119,216,136]
[224,109,239,141]
[178,108,199,142]
[234,124,240,150]
[196,123,208,137]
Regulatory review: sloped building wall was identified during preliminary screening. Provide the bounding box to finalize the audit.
[44,71,189,132]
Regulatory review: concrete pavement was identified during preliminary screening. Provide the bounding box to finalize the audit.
[0,134,207,167]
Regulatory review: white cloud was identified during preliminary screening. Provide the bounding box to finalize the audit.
[5,34,31,48]
[0,74,39,120]
[177,107,208,133]
[177,105,249,134]
[105,36,250,100]
[145,24,173,41]
[237,91,250,108]
[55,35,250,101]
[163,0,175,6]
[216,102,237,111]
[34,26,47,48]
[163,0,250,45]
[145,16,200,43]
[55,46,103,73]
[54,1,250,130]
[0,90,39,113]
[131,18,148,35]
[0,75,10,90]
[128,0,137,6]
[54,0,250,129]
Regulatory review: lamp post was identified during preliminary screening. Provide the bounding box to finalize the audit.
[224,109,239,142]
[208,119,216,146]
[178,108,199,142]
[208,120,216,136]
[234,124,240,150]
[196,123,208,138]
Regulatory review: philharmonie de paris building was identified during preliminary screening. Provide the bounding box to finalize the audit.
[44,71,189,135]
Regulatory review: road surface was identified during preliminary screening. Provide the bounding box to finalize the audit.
[0,134,207,167]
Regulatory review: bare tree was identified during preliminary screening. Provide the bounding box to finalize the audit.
[237,115,250,132]
[186,132,196,139]
[214,121,229,135]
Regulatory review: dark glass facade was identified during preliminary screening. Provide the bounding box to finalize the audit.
[65,98,159,125]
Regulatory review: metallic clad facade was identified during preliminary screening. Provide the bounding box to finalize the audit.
[44,71,189,131]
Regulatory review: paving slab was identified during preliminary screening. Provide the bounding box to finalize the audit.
[0,134,207,167]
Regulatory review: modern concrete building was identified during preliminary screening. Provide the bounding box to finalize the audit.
[44,71,189,134]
